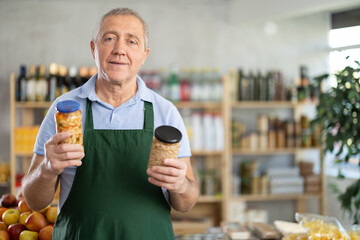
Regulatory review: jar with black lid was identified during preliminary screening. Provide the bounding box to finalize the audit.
[147,125,182,168]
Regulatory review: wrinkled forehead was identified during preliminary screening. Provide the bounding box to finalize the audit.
[99,15,144,36]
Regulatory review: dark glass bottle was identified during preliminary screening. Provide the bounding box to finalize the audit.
[17,65,27,102]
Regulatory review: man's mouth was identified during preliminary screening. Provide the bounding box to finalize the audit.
[109,61,127,65]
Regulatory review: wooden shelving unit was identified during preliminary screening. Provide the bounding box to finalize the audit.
[229,95,326,221]
[170,76,230,234]
[9,73,52,196]
[9,72,325,232]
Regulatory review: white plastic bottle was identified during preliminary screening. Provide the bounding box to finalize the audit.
[214,113,224,151]
[191,112,202,151]
[203,112,215,151]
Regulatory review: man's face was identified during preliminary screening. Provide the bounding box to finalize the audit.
[91,15,149,84]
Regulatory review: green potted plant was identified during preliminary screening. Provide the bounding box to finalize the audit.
[311,58,360,224]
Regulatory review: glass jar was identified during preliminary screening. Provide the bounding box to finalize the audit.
[55,100,83,145]
[147,125,182,168]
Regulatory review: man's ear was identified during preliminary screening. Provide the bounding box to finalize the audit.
[90,40,96,59]
[141,48,150,65]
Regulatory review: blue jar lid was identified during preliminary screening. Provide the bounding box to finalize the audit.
[56,100,80,113]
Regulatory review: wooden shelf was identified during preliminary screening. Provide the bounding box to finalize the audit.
[198,195,223,203]
[0,181,10,188]
[192,150,223,157]
[232,101,297,109]
[14,153,33,157]
[15,101,52,108]
[231,193,321,202]
[174,101,222,109]
[232,147,321,155]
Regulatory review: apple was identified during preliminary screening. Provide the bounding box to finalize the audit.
[19,211,32,225]
[25,212,47,232]
[0,194,17,208]
[0,209,7,221]
[45,207,57,224]
[39,205,50,215]
[2,209,20,226]
[38,225,53,240]
[19,230,38,240]
[7,223,26,240]
[0,230,9,240]
[0,222,6,231]
[18,200,31,213]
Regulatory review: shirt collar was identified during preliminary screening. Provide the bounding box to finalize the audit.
[78,73,153,103]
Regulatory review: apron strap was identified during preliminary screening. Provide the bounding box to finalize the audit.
[143,101,154,131]
[85,98,94,130]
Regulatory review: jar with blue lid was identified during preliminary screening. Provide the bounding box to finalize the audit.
[55,100,83,146]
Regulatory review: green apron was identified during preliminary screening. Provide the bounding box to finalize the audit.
[53,99,175,240]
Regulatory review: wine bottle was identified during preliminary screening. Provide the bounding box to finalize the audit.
[17,65,27,102]
[248,71,255,101]
[79,66,89,85]
[36,65,47,101]
[26,65,36,102]
[68,66,78,90]
[58,65,68,96]
[48,63,58,102]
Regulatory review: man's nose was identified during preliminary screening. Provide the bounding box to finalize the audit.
[112,41,126,55]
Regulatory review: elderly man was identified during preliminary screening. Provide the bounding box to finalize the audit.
[22,7,198,240]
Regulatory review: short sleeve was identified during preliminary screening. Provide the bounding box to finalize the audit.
[33,101,58,155]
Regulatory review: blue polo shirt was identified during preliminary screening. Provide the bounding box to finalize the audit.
[34,74,191,210]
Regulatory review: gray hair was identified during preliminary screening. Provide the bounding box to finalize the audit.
[92,8,149,50]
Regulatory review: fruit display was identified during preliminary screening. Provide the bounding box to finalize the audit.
[0,193,57,240]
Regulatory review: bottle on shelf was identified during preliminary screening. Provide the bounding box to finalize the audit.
[257,71,267,101]
[214,113,224,151]
[297,65,310,102]
[253,70,260,101]
[159,67,169,99]
[212,67,223,102]
[179,67,191,101]
[36,65,48,102]
[26,65,36,102]
[68,66,78,91]
[48,63,58,102]
[57,65,68,97]
[201,67,212,102]
[191,111,202,151]
[169,65,180,102]
[248,71,255,101]
[229,68,239,102]
[238,69,249,101]
[266,71,275,101]
[203,111,215,151]
[190,67,201,102]
[17,65,27,102]
[79,66,89,85]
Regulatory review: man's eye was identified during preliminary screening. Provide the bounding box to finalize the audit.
[129,40,137,45]
[105,37,114,41]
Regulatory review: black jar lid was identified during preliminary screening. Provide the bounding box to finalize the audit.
[155,125,182,144]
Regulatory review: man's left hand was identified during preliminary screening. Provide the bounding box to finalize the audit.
[147,158,187,194]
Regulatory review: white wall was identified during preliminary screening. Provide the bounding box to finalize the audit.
[1,0,356,226]
[0,0,331,158]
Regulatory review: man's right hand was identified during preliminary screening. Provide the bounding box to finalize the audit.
[44,132,84,176]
